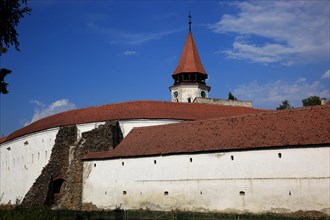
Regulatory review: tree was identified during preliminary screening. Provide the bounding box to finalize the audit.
[276,100,293,110]
[0,68,11,94]
[0,0,31,94]
[302,96,321,107]
[228,92,237,101]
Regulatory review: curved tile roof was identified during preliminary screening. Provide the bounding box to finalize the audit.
[0,136,7,144]
[84,105,330,160]
[172,32,207,76]
[2,100,267,143]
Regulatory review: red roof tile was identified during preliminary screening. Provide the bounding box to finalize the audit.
[83,105,330,160]
[172,32,207,76]
[0,136,7,144]
[4,100,267,143]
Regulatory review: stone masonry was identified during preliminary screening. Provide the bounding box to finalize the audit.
[20,121,122,209]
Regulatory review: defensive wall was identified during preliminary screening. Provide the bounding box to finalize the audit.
[82,146,330,214]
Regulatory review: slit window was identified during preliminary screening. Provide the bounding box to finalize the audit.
[154,160,157,164]
[164,191,169,196]
[94,163,96,167]
[122,162,124,166]
[190,158,192,163]
[278,153,282,158]
[231,155,234,160]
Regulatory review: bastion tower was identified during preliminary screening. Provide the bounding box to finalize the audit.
[170,13,211,102]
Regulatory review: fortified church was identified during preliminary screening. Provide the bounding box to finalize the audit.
[0,15,329,215]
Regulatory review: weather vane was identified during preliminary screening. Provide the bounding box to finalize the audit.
[188,11,192,32]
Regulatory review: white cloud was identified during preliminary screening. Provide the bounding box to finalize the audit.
[233,78,329,109]
[210,1,330,64]
[111,28,183,45]
[24,99,76,126]
[87,21,183,45]
[322,70,330,79]
[123,50,137,56]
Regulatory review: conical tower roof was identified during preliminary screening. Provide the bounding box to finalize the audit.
[172,31,207,76]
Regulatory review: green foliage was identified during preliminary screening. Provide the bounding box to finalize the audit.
[0,0,31,94]
[0,0,31,53]
[276,100,293,110]
[228,91,237,101]
[0,68,11,94]
[302,96,321,106]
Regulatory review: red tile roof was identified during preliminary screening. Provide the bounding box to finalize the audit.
[83,105,330,160]
[3,100,267,143]
[172,32,207,76]
[0,136,7,144]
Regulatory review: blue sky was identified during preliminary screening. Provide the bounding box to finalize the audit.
[0,0,329,136]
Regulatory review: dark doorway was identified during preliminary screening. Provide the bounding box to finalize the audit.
[53,178,65,193]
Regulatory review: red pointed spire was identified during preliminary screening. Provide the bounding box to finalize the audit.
[172,12,207,77]
[172,31,207,76]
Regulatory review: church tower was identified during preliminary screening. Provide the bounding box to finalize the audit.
[170,13,211,102]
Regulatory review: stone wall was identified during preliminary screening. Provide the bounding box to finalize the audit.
[21,126,77,208]
[194,97,253,107]
[20,121,122,209]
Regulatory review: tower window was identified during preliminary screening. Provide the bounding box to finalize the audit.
[187,98,191,103]
[173,91,179,98]
[201,90,206,98]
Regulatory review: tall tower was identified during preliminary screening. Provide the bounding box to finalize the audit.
[170,13,211,103]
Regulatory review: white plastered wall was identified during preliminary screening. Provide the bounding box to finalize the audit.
[119,119,181,137]
[0,128,59,204]
[82,146,330,214]
[170,84,209,102]
[0,119,183,204]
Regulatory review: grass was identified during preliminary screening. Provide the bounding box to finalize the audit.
[0,207,328,220]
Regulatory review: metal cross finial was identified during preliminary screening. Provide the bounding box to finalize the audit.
[188,11,192,32]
